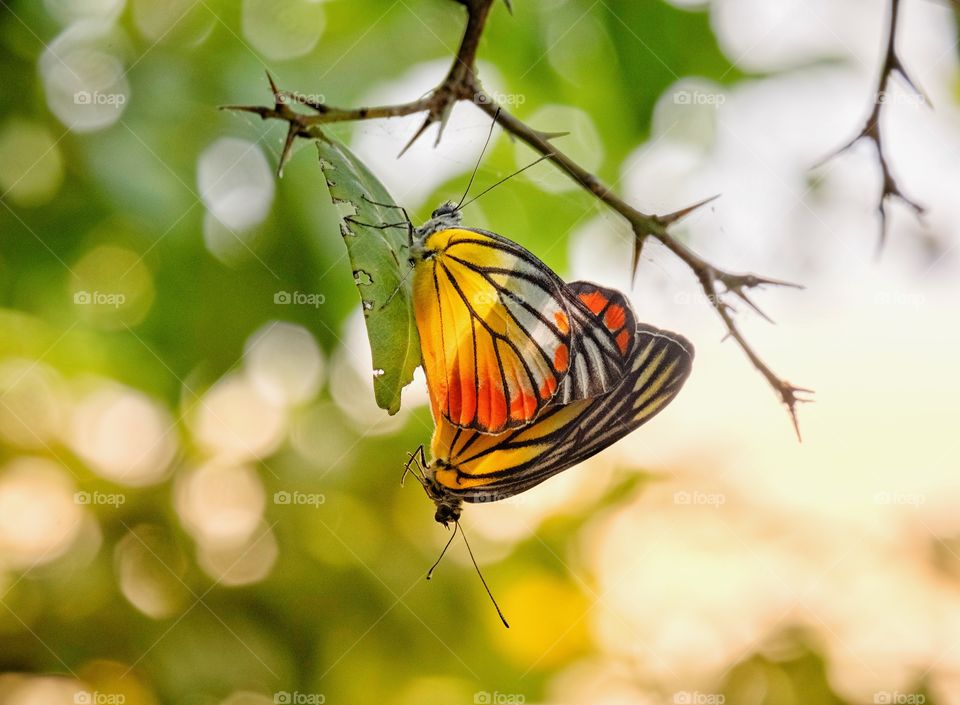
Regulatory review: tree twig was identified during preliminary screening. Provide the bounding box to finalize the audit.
[226,0,812,438]
[818,0,926,249]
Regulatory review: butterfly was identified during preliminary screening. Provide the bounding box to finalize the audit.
[405,304,694,526]
[410,215,639,434]
[348,113,639,434]
[404,306,692,626]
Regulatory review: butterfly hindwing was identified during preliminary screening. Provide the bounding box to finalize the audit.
[429,322,694,501]
[557,281,638,404]
[414,227,572,434]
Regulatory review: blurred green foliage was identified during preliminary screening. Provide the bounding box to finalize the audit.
[0,1,883,705]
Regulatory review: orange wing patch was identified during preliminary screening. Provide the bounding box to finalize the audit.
[539,377,557,399]
[579,290,608,315]
[604,304,626,331]
[554,343,569,373]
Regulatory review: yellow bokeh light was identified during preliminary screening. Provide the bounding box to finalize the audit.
[69,382,176,486]
[40,21,131,133]
[174,461,266,549]
[241,0,326,61]
[492,571,591,670]
[0,359,67,450]
[0,120,65,207]
[77,660,159,705]
[244,322,324,407]
[114,524,188,619]
[131,0,215,46]
[196,523,278,586]
[0,675,85,705]
[0,457,84,569]
[191,374,287,462]
[69,244,155,329]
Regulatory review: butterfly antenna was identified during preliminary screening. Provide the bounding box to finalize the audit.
[459,153,555,211]
[457,521,510,628]
[456,107,502,209]
[426,526,457,580]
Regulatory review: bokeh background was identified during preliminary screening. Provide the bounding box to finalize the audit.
[2,0,960,704]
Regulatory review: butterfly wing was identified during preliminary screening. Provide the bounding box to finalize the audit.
[413,227,573,434]
[557,281,638,404]
[429,323,694,502]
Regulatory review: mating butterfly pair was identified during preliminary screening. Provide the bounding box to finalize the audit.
[402,201,695,528]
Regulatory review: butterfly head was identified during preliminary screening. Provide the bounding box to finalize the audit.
[433,500,462,526]
[416,201,463,240]
[423,465,463,526]
[431,201,460,220]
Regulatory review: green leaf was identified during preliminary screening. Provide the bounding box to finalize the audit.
[316,137,420,415]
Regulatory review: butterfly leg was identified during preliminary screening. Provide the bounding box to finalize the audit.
[361,194,411,221]
[379,264,414,311]
[358,196,414,248]
[401,444,427,486]
[344,217,409,231]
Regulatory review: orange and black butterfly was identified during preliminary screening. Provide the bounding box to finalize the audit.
[411,219,638,434]
[406,307,694,526]
[404,302,692,626]
[350,115,638,434]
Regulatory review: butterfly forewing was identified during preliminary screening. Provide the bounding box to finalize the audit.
[414,227,573,434]
[429,323,694,501]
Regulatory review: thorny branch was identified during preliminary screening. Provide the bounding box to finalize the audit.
[226,0,812,438]
[819,0,926,249]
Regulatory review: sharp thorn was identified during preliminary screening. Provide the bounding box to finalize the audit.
[221,105,271,118]
[399,117,434,157]
[658,194,721,226]
[735,291,775,324]
[266,71,282,102]
[728,273,804,291]
[630,234,645,286]
[789,406,802,443]
[277,123,300,178]
[812,132,866,170]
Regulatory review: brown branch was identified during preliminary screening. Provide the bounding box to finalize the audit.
[819,0,926,249]
[226,0,811,437]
